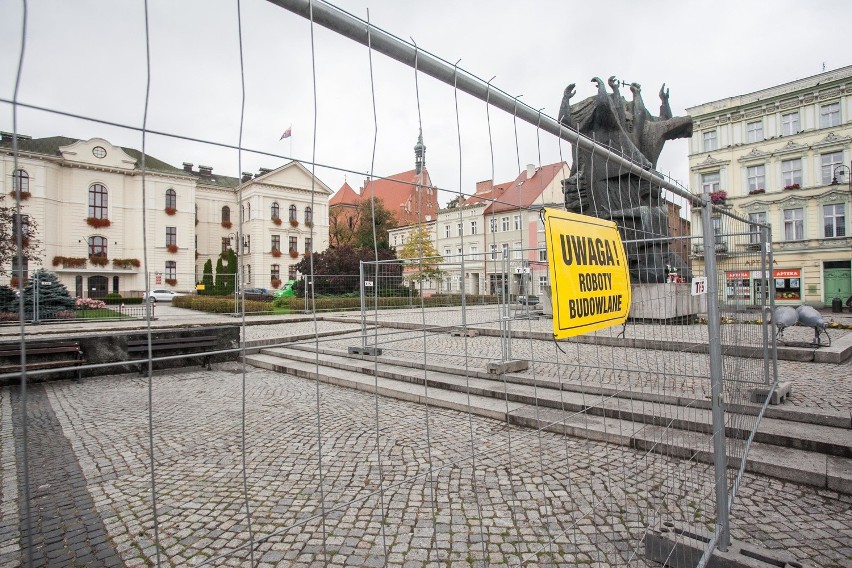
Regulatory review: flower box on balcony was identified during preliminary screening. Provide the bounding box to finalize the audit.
[86,217,111,228]
[53,256,87,268]
[8,190,30,200]
[165,207,177,216]
[221,221,232,229]
[305,220,313,229]
[708,190,727,204]
[167,244,179,254]
[748,188,765,195]
[164,278,177,286]
[271,248,282,257]
[289,219,299,227]
[112,258,141,269]
[89,254,109,267]
[783,183,800,190]
[289,249,299,258]
[272,216,282,226]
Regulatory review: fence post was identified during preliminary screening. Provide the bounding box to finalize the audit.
[701,198,730,551]
[765,226,779,388]
[360,261,367,349]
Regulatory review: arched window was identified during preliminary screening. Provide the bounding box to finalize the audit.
[13,169,29,195]
[271,202,280,219]
[88,183,108,219]
[165,188,176,210]
[88,235,108,257]
[288,204,297,221]
[304,206,313,224]
[221,206,231,223]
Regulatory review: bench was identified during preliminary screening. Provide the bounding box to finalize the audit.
[0,340,85,383]
[127,335,219,374]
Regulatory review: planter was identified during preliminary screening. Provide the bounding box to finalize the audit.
[272,217,282,226]
[271,248,282,257]
[289,249,299,258]
[167,244,179,254]
[748,189,765,195]
[709,190,728,205]
[8,191,30,200]
[10,276,19,288]
[86,217,111,228]
[89,255,109,267]
[221,221,232,229]
[112,258,141,269]
[53,256,87,268]
[165,207,177,216]
[305,220,313,229]
[165,278,177,286]
[783,184,800,190]
[289,219,299,227]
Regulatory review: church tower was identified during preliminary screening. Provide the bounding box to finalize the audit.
[414,130,426,175]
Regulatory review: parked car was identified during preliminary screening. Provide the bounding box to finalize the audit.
[517,294,540,306]
[273,280,297,299]
[144,289,183,302]
[241,288,274,301]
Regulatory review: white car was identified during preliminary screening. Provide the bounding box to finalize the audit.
[144,289,182,302]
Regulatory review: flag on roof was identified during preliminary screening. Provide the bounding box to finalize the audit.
[280,126,292,140]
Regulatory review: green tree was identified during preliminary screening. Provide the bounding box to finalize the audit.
[397,224,446,283]
[0,285,16,312]
[291,245,401,296]
[214,255,226,295]
[223,249,237,295]
[15,268,75,318]
[200,258,214,295]
[351,198,397,251]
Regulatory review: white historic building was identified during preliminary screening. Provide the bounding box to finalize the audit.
[1,133,330,297]
[687,66,852,306]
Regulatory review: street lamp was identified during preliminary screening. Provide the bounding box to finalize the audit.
[830,163,851,192]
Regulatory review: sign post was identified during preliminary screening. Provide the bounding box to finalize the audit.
[543,209,632,339]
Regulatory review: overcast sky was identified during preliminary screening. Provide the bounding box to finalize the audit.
[2,0,850,209]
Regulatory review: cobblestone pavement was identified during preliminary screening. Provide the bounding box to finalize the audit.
[2,369,851,567]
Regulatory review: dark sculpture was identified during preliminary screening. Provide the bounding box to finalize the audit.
[559,77,693,283]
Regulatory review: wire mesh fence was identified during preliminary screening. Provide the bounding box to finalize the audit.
[0,1,799,567]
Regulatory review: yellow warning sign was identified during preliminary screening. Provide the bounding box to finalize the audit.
[544,208,631,339]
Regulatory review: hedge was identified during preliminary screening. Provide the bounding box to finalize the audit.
[172,295,273,313]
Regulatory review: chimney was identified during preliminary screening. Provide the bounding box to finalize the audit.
[182,162,194,173]
[241,172,253,183]
[256,167,272,178]
[475,180,492,194]
[198,165,213,177]
[526,163,536,180]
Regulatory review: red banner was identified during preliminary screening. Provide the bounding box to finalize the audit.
[726,271,749,279]
[773,269,800,278]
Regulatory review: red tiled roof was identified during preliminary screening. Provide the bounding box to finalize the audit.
[361,167,438,225]
[485,162,567,214]
[329,181,359,207]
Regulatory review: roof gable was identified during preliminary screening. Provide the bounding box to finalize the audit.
[249,161,333,195]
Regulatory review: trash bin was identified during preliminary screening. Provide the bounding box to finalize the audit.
[832,297,843,313]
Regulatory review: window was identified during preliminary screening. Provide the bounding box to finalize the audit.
[702,130,718,152]
[305,206,313,224]
[501,217,509,231]
[289,236,297,252]
[490,244,498,260]
[820,102,840,128]
[513,215,521,230]
[88,235,107,257]
[470,220,477,235]
[701,172,720,194]
[781,112,800,135]
[538,247,547,262]
[444,248,451,258]
[272,235,280,251]
[12,257,28,282]
[746,121,763,143]
[444,224,450,238]
[12,169,28,195]
[711,217,723,244]
[241,235,249,254]
[824,204,846,238]
[246,202,250,220]
[166,226,176,246]
[457,222,463,237]
[288,266,297,280]
[244,264,251,284]
[501,243,509,258]
[781,159,802,187]
[222,237,230,253]
[783,208,804,240]
[469,244,478,257]
[489,218,497,233]
[165,261,176,280]
[748,212,766,244]
[222,206,231,224]
[88,183,108,219]
[12,213,29,238]
[746,165,765,192]
[821,151,844,184]
[289,204,297,221]
[271,264,280,280]
[305,238,312,255]
[538,275,548,293]
[271,202,280,219]
[165,188,176,210]
[513,242,522,259]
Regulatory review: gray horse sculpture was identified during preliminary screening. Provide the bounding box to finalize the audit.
[559,77,693,283]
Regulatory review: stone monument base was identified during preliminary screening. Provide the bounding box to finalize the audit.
[628,283,705,324]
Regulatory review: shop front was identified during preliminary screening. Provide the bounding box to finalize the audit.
[724,268,801,305]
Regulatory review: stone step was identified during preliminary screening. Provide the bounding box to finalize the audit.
[245,349,852,494]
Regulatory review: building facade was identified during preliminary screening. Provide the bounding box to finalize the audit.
[687,66,852,306]
[1,133,331,296]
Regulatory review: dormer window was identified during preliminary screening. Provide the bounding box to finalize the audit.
[92,146,107,159]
